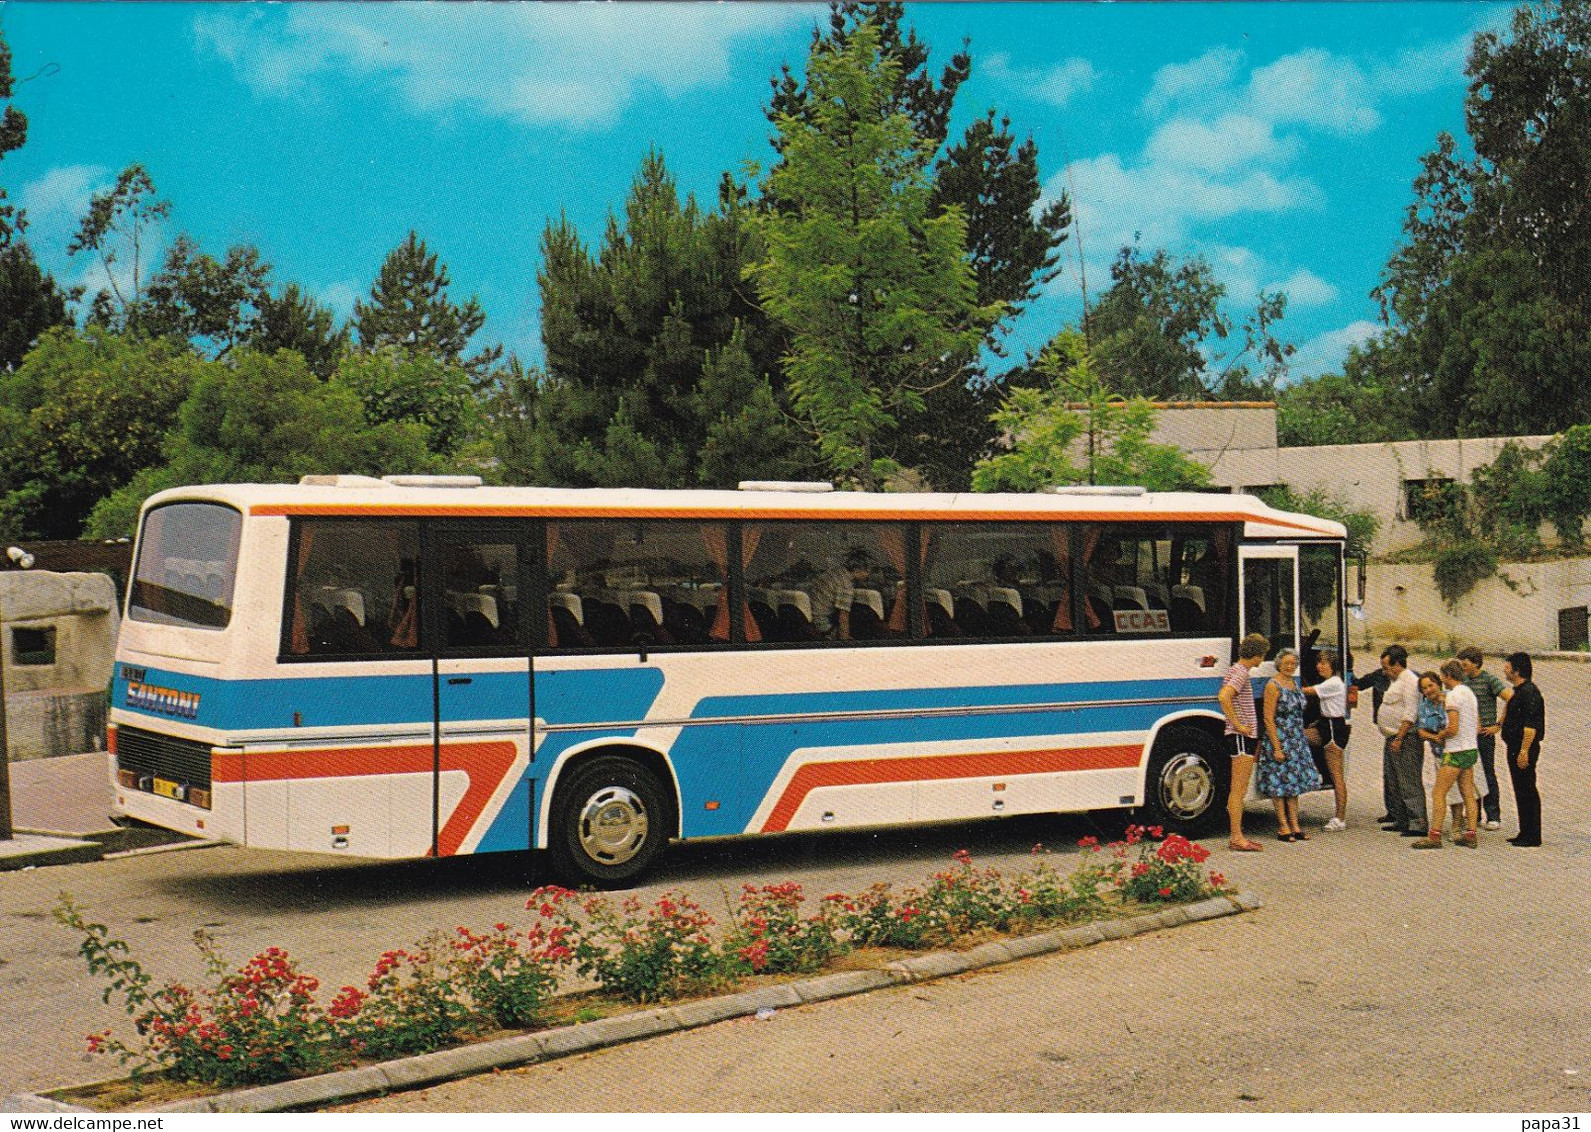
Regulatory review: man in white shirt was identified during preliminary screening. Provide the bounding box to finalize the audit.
[1377,645,1427,836]
[1413,659,1482,849]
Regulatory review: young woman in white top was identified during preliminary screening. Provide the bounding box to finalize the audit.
[1304,651,1351,831]
[1413,659,1482,848]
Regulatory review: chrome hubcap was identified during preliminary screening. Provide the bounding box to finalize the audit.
[1159,752,1215,819]
[577,785,649,865]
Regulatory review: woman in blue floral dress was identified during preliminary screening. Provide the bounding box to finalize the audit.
[1255,649,1324,840]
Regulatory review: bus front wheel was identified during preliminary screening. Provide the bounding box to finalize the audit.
[1139,727,1227,838]
[548,756,670,887]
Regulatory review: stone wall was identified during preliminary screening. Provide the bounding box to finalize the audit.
[1,571,119,761]
[1358,558,1591,655]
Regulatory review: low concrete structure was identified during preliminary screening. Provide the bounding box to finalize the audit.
[1359,558,1591,655]
[1,571,118,761]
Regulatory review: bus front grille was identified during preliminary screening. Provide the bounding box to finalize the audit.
[115,726,213,805]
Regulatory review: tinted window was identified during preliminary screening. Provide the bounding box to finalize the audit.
[440,535,524,651]
[923,523,1072,639]
[130,503,242,630]
[744,522,908,642]
[1078,523,1231,636]
[547,520,727,649]
[283,520,421,656]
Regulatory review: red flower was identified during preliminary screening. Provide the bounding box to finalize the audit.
[1077,835,1099,850]
[1158,886,1172,898]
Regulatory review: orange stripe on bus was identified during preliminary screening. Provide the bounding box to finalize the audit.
[210,741,518,857]
[247,503,1336,536]
[760,744,1143,833]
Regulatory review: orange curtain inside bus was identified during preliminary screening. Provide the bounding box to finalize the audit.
[288,524,316,654]
[1048,525,1074,632]
[704,527,760,643]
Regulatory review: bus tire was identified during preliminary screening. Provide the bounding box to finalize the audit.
[1139,726,1227,837]
[548,756,670,887]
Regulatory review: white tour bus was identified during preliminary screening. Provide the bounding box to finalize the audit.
[109,476,1348,883]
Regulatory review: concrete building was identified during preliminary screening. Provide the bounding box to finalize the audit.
[1148,403,1555,556]
[1148,403,1576,652]
[1,571,118,761]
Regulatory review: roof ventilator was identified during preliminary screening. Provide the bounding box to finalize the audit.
[1041,485,1147,497]
[737,481,835,493]
[380,475,484,488]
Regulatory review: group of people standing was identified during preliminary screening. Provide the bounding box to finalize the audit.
[1217,636,1546,852]
[1369,644,1545,849]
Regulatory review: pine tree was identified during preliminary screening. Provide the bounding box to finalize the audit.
[353,231,502,381]
[246,283,350,378]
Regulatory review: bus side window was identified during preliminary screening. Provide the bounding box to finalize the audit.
[284,520,422,657]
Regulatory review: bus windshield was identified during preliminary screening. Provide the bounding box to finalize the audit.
[128,502,242,630]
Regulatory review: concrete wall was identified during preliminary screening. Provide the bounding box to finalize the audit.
[1275,435,1555,556]
[1358,558,1591,655]
[1,571,119,761]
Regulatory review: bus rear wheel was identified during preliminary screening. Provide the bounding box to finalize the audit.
[1140,726,1227,838]
[548,756,670,887]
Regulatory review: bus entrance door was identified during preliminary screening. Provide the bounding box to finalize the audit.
[1238,545,1299,664]
[429,525,534,857]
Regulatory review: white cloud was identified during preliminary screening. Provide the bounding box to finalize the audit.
[1272,268,1338,308]
[1289,319,1381,379]
[985,53,1099,108]
[1142,47,1243,117]
[1143,112,1296,174]
[317,281,363,323]
[194,4,817,130]
[1247,48,1380,135]
[17,164,107,262]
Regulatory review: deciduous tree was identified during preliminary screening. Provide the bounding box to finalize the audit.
[972,330,1211,492]
[750,22,1000,489]
[85,350,436,537]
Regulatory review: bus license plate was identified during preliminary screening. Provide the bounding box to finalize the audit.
[152,778,184,800]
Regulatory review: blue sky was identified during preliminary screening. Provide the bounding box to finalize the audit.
[2,2,1512,382]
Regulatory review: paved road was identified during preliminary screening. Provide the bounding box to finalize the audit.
[4,655,1588,1110]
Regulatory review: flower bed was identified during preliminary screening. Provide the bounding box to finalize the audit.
[51,829,1225,1108]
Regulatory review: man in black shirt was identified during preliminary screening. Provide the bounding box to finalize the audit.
[1500,651,1545,847]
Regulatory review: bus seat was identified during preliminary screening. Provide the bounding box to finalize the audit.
[987,587,1022,618]
[927,601,963,637]
[548,590,584,624]
[1171,584,1205,612]
[1113,585,1148,610]
[848,599,885,639]
[549,603,594,648]
[955,595,990,638]
[331,588,367,626]
[1145,583,1169,609]
[770,589,812,622]
[583,599,631,646]
[776,602,820,642]
[748,599,778,640]
[1086,591,1115,632]
[1170,596,1207,633]
[852,588,884,620]
[925,588,954,618]
[662,597,708,644]
[625,590,663,626]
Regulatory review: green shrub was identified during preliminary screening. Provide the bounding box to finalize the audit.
[1433,539,1498,610]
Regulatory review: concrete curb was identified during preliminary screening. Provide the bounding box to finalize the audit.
[4,890,1260,1114]
[0,832,103,871]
